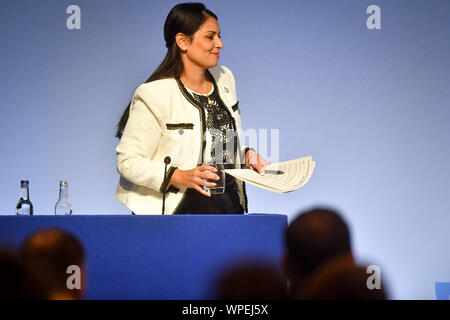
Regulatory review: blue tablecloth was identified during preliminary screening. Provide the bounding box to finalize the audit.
[0,214,287,299]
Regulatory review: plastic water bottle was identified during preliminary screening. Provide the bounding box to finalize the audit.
[16,180,33,215]
[55,180,73,215]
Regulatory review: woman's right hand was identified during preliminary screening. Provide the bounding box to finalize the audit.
[169,165,220,197]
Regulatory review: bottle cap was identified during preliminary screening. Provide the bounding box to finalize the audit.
[20,180,29,185]
[60,180,68,187]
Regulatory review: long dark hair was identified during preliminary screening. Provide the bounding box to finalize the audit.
[115,3,218,139]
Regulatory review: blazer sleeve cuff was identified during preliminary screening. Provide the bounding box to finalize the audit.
[159,166,178,194]
[243,146,255,157]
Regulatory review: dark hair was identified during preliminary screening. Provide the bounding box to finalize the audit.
[285,208,352,278]
[298,263,388,300]
[115,3,218,139]
[20,228,85,296]
[216,261,288,300]
[0,247,50,299]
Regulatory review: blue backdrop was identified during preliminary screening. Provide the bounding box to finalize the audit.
[0,0,449,299]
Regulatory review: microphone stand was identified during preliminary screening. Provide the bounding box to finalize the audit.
[162,156,171,215]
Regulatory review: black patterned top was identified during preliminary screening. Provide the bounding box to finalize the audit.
[184,84,237,166]
[175,83,244,214]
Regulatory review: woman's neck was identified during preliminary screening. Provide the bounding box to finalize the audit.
[180,65,212,94]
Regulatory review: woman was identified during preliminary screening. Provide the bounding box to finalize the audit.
[115,3,267,215]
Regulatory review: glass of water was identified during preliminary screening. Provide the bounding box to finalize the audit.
[203,163,225,194]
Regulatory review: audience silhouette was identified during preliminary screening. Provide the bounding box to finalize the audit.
[282,207,354,297]
[282,207,388,299]
[19,228,85,300]
[0,247,49,299]
[296,254,387,299]
[216,260,288,300]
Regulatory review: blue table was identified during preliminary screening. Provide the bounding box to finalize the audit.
[0,214,287,299]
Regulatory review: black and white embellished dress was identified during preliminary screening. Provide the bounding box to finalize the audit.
[174,82,244,214]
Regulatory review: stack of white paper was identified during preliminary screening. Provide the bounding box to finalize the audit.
[225,156,315,194]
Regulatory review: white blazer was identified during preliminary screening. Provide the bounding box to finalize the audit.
[115,65,248,215]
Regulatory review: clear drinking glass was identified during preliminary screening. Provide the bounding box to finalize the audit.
[203,163,226,194]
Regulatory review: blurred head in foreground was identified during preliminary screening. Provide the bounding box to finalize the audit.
[216,261,288,300]
[20,228,86,300]
[296,255,388,300]
[0,247,49,299]
[283,207,354,296]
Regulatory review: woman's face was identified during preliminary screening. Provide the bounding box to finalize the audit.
[183,16,223,69]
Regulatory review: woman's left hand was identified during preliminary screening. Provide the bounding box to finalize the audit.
[245,149,269,175]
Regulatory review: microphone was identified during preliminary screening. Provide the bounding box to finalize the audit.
[162,156,171,215]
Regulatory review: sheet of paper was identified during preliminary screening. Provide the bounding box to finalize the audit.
[225,156,315,194]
